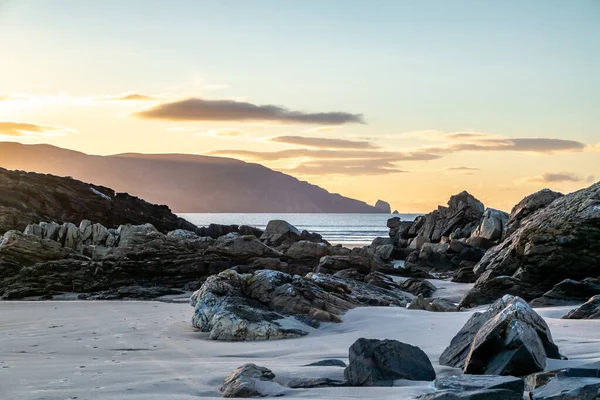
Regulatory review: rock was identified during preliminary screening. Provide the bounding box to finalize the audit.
[435,374,524,394]
[220,364,285,398]
[207,234,282,261]
[79,220,94,244]
[470,208,509,242]
[40,222,60,241]
[531,278,600,307]
[504,188,563,239]
[60,222,83,252]
[167,229,200,240]
[565,361,600,378]
[525,371,562,391]
[407,294,457,312]
[315,255,375,274]
[409,235,430,250]
[562,295,600,319]
[344,338,435,386]
[286,240,329,262]
[400,278,437,297]
[260,220,302,246]
[23,223,43,238]
[0,230,73,266]
[91,223,110,245]
[462,182,600,307]
[117,223,164,248]
[440,295,561,375]
[530,375,600,400]
[304,359,347,368]
[287,377,347,388]
[416,191,485,243]
[0,167,198,235]
[374,200,391,214]
[419,389,523,400]
[451,265,477,283]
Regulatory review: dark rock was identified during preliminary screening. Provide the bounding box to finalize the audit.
[470,208,509,242]
[408,295,457,312]
[440,295,561,376]
[562,295,600,319]
[530,375,600,400]
[504,188,563,239]
[531,278,600,307]
[287,377,347,388]
[451,264,477,283]
[565,361,600,378]
[260,220,302,246]
[435,374,524,394]
[462,182,600,307]
[525,371,562,391]
[220,363,284,398]
[0,167,198,235]
[344,338,435,386]
[419,389,523,400]
[400,278,437,297]
[374,200,391,214]
[304,359,347,368]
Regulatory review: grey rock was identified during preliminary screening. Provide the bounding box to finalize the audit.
[287,377,347,388]
[117,223,164,247]
[220,363,285,398]
[562,295,600,319]
[530,375,600,400]
[24,223,43,238]
[260,220,302,246]
[435,374,524,394]
[344,338,435,386]
[419,389,523,400]
[79,220,94,244]
[504,188,563,239]
[91,223,110,246]
[304,359,347,368]
[400,278,437,297]
[470,208,509,242]
[40,222,60,241]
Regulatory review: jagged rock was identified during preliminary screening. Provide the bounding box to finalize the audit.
[435,374,524,394]
[409,235,430,250]
[407,295,457,312]
[316,255,377,274]
[287,377,347,388]
[419,389,523,400]
[451,265,477,283]
[470,208,509,242]
[374,199,391,213]
[0,230,73,266]
[117,223,164,248]
[79,220,94,244]
[220,364,285,398]
[440,295,561,376]
[80,285,184,300]
[531,278,600,307]
[504,188,563,239]
[59,222,83,252]
[23,224,43,238]
[530,375,600,400]
[91,223,110,245]
[562,295,600,319]
[260,220,302,246]
[304,359,347,368]
[40,221,60,241]
[207,234,282,261]
[416,191,485,243]
[400,278,437,297]
[167,229,200,240]
[286,240,329,262]
[0,167,198,235]
[462,182,600,307]
[525,371,562,392]
[344,338,435,386]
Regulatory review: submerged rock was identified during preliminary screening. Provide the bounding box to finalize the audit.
[440,295,561,376]
[344,338,436,386]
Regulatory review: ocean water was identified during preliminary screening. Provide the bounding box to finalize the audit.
[178,213,420,248]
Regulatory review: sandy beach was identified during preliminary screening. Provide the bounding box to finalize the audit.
[1,293,599,400]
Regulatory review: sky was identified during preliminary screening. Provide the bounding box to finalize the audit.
[1,0,599,212]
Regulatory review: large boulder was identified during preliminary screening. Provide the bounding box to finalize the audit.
[562,295,600,319]
[344,338,435,386]
[400,278,437,297]
[440,295,561,376]
[530,374,600,400]
[0,230,73,266]
[504,188,563,239]
[117,223,164,248]
[470,208,508,242]
[260,220,302,246]
[434,374,524,394]
[207,233,282,261]
[220,364,285,398]
[285,240,329,262]
[416,191,485,243]
[531,278,600,307]
[461,182,600,307]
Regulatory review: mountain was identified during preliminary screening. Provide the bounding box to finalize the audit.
[0,142,387,213]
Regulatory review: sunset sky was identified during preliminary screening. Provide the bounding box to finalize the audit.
[1,0,599,212]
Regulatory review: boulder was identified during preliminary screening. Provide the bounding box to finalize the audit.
[0,230,73,266]
[419,389,523,400]
[206,233,282,261]
[530,375,600,400]
[407,295,457,312]
[504,188,563,239]
[470,208,509,242]
[400,278,437,297]
[440,295,561,376]
[79,220,94,244]
[409,235,430,250]
[304,359,347,368]
[562,295,600,319]
[374,199,391,214]
[463,181,600,307]
[220,364,285,398]
[344,338,435,386]
[117,223,164,248]
[40,222,61,241]
[435,374,524,394]
[531,278,600,307]
[91,223,110,245]
[286,377,347,388]
[23,223,43,238]
[286,240,329,261]
[260,220,302,246]
[451,265,477,283]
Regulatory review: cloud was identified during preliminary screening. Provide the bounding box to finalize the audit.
[283,159,407,176]
[96,93,158,102]
[525,172,594,184]
[444,166,481,171]
[303,126,340,133]
[196,128,246,137]
[0,121,77,137]
[208,148,442,162]
[420,135,585,155]
[133,97,365,125]
[270,136,378,149]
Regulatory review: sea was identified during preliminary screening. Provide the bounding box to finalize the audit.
[178,213,421,248]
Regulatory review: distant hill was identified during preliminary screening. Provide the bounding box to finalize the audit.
[0,142,387,213]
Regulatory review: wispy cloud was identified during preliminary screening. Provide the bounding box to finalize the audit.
[525,172,595,184]
[95,93,158,102]
[270,136,378,149]
[208,148,442,162]
[195,128,246,137]
[444,166,481,171]
[133,97,365,125]
[303,126,340,133]
[0,121,77,137]
[283,159,407,176]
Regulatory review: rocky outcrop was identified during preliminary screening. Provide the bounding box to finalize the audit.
[530,278,600,307]
[530,374,600,400]
[374,200,392,214]
[260,220,301,246]
[415,191,485,243]
[440,295,561,376]
[470,208,509,244]
[400,278,437,297]
[461,182,600,307]
[419,389,522,400]
[197,224,264,240]
[344,338,435,386]
[423,375,525,399]
[407,295,457,312]
[0,168,198,235]
[190,269,413,341]
[562,295,600,319]
[220,364,285,398]
[503,188,563,239]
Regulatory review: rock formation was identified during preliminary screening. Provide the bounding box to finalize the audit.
[562,295,600,319]
[503,188,563,239]
[461,181,600,307]
[220,364,285,398]
[374,200,392,214]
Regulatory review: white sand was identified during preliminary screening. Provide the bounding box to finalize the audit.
[1,299,599,400]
